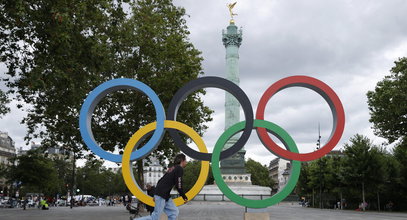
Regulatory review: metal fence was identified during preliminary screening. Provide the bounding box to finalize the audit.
[170,194,273,202]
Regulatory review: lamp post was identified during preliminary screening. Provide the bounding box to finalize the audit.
[70,151,76,209]
[77,188,80,203]
[82,174,86,200]
[316,123,322,209]
[282,170,289,185]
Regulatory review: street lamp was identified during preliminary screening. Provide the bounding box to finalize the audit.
[70,151,76,209]
[82,174,86,200]
[316,123,322,209]
[282,170,290,185]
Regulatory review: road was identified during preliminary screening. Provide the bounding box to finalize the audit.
[1,202,407,220]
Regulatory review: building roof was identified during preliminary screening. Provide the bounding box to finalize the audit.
[0,131,15,150]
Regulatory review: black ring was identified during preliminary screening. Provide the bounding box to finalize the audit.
[167,76,254,161]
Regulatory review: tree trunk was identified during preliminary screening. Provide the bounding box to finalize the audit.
[70,151,76,209]
[377,191,380,211]
[136,159,144,189]
[136,159,144,211]
[362,182,366,211]
[320,186,322,209]
[312,188,315,208]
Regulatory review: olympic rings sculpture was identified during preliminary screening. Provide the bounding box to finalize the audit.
[79,75,345,208]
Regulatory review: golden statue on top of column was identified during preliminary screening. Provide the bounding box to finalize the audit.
[227,2,238,23]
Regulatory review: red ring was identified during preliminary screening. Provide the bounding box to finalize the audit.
[256,75,345,161]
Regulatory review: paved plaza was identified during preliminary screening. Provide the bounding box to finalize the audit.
[1,202,407,220]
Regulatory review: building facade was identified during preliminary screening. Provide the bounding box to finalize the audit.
[0,131,16,195]
[0,132,15,164]
[18,142,73,160]
[143,157,165,186]
[268,157,291,191]
[108,167,121,174]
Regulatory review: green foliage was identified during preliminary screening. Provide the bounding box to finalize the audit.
[0,89,10,118]
[76,159,126,196]
[245,158,274,188]
[0,0,212,163]
[340,135,387,210]
[51,157,73,195]
[5,150,60,196]
[295,135,403,210]
[183,160,214,192]
[394,140,407,188]
[296,156,345,208]
[296,163,311,196]
[367,57,407,143]
[307,157,328,191]
[342,134,386,190]
[2,150,128,197]
[391,140,407,210]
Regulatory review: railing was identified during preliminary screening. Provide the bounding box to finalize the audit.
[170,194,273,201]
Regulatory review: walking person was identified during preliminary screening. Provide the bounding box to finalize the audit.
[133,153,188,220]
[145,184,156,215]
[22,197,28,210]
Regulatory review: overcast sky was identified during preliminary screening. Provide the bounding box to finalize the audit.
[1,0,406,167]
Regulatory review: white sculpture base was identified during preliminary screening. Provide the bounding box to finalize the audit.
[195,184,272,202]
[221,173,252,184]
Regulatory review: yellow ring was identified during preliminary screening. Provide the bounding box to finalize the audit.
[122,120,209,207]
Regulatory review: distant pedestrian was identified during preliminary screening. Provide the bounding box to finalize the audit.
[40,198,49,210]
[23,197,28,210]
[386,201,394,211]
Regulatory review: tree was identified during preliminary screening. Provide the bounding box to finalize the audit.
[5,150,59,196]
[76,159,126,197]
[295,156,345,208]
[367,57,407,144]
[327,156,346,209]
[51,157,73,196]
[0,0,212,186]
[377,149,401,211]
[342,134,386,210]
[0,89,10,118]
[245,158,274,188]
[391,139,407,210]
[182,160,213,192]
[295,162,311,199]
[307,157,330,208]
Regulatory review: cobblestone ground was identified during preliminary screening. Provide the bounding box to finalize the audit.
[1,202,407,220]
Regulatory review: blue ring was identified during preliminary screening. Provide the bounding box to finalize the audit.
[79,78,165,163]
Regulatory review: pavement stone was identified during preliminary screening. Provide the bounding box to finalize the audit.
[1,202,407,220]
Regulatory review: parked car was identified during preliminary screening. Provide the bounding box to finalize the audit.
[55,199,67,207]
[0,198,18,208]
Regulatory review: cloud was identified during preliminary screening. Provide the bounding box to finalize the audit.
[1,0,406,167]
[174,0,407,165]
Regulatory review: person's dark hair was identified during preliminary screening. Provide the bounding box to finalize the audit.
[173,153,186,165]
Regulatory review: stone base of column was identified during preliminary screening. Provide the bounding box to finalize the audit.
[244,212,269,220]
[221,174,252,184]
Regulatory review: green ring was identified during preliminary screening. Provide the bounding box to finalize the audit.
[211,119,301,208]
